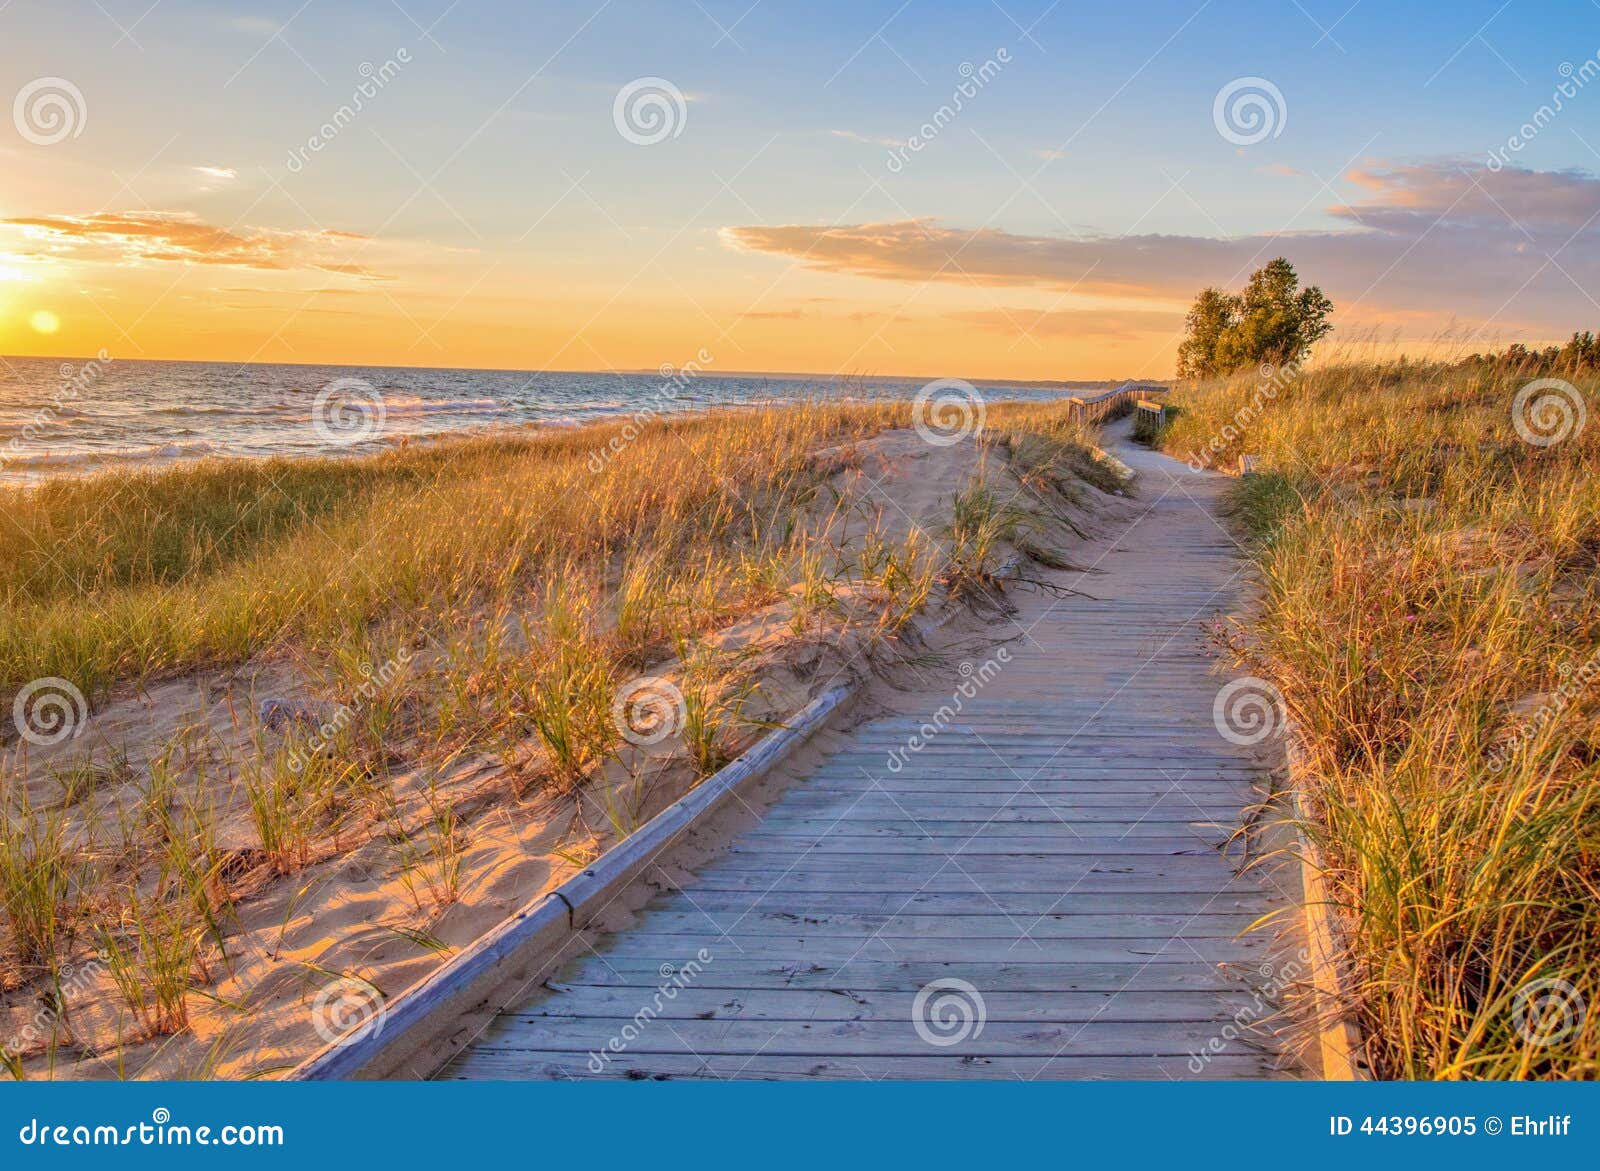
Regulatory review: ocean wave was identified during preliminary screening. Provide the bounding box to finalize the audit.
[383,397,509,415]
[0,440,219,471]
[0,405,91,423]
[156,403,299,417]
[155,397,512,420]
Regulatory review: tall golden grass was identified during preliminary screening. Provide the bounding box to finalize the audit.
[1160,360,1599,1079]
[0,404,913,697]
[1,396,1107,1075]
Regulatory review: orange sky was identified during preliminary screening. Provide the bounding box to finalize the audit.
[3,4,1591,381]
[0,214,1202,379]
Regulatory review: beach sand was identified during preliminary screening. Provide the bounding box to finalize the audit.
[2,413,1114,1079]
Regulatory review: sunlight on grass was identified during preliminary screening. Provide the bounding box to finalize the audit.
[1162,357,1600,1079]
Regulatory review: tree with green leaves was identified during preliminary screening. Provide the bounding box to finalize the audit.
[1176,258,1333,378]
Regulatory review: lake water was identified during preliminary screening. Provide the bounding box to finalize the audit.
[0,355,1123,482]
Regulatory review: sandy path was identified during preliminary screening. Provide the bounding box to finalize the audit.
[441,420,1305,1080]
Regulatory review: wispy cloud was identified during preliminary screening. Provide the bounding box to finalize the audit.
[831,128,904,148]
[721,161,1600,333]
[2,211,386,278]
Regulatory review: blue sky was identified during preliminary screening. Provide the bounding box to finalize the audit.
[3,0,1600,376]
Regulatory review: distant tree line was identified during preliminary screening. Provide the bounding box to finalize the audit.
[1176,257,1597,381]
[1176,258,1334,379]
[1452,332,1600,375]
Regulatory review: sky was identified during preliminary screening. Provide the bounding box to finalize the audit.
[3,0,1600,380]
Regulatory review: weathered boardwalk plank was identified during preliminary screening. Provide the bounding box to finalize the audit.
[442,420,1300,1080]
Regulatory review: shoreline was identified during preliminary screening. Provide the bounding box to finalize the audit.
[1,397,1120,1079]
[0,377,1158,483]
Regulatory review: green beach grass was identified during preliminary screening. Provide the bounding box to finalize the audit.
[1160,359,1600,1079]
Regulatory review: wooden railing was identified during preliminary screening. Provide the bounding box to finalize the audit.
[1065,381,1168,425]
[1131,399,1167,443]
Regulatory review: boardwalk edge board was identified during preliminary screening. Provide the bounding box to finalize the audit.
[291,552,1026,1079]
[1288,723,1370,1080]
[289,681,857,1081]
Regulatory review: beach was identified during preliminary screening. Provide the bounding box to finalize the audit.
[0,357,1127,482]
[0,392,1125,1078]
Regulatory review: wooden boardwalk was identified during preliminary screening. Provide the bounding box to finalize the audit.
[443,425,1300,1080]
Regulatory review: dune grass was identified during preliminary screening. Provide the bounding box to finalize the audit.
[1159,360,1600,1079]
[0,396,1111,1076]
[0,404,921,699]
